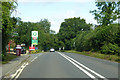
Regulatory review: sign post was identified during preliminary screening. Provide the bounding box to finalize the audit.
[31,31,38,51]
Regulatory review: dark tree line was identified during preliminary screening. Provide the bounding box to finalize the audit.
[13,18,60,51]
[2,1,120,60]
[57,1,120,55]
[2,2,17,56]
[57,17,91,50]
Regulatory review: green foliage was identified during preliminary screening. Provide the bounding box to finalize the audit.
[31,50,40,54]
[2,2,17,57]
[90,1,120,26]
[101,43,120,55]
[58,17,91,50]
[14,18,60,51]
[64,50,119,62]
[2,54,18,64]
[75,23,120,55]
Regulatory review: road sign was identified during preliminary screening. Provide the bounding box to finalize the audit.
[32,31,38,37]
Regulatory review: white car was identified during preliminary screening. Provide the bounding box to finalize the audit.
[50,48,55,52]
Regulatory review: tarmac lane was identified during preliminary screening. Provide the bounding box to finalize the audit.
[14,52,119,80]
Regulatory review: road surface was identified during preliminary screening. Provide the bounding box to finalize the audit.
[16,52,118,79]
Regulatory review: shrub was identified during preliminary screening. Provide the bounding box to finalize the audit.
[101,43,120,55]
[75,23,120,54]
[31,50,36,54]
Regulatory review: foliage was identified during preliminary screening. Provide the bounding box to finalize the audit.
[75,23,120,55]
[64,50,119,62]
[14,18,60,51]
[2,54,18,64]
[2,2,17,60]
[58,17,92,50]
[101,43,120,55]
[90,1,120,26]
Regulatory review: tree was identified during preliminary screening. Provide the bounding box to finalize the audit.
[39,19,51,33]
[14,18,59,51]
[2,2,17,57]
[90,1,120,26]
[58,17,91,50]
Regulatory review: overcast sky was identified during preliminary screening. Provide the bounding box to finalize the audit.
[12,0,98,33]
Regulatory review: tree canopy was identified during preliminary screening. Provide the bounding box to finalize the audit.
[2,2,17,56]
[90,1,120,26]
[58,17,92,50]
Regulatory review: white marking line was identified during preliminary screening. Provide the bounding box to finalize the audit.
[58,52,108,80]
[10,54,42,79]
[58,52,97,79]
[31,54,42,62]
[62,53,107,79]
[10,62,29,80]
[15,62,29,79]
[31,57,38,62]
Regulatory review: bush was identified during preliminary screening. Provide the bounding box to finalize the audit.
[30,50,41,54]
[75,23,120,55]
[101,43,120,55]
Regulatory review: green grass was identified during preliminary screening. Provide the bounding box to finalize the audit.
[2,54,18,64]
[64,50,120,63]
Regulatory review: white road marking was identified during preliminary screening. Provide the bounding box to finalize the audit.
[10,54,43,80]
[58,52,108,80]
[61,53,108,80]
[31,54,42,62]
[58,52,97,79]
[15,62,29,79]
[31,57,38,62]
[10,62,29,80]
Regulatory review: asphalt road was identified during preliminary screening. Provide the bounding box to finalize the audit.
[17,52,119,79]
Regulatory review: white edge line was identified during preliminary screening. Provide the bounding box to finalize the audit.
[31,57,38,62]
[10,63,26,78]
[58,52,108,80]
[64,54,107,79]
[15,62,29,79]
[58,52,97,79]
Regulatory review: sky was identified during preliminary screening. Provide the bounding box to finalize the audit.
[12,0,98,33]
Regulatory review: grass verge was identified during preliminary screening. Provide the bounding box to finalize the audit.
[64,50,120,63]
[2,54,18,64]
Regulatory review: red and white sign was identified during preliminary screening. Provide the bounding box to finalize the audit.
[29,46,35,50]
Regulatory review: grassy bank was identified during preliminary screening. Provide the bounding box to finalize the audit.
[64,50,120,63]
[2,54,18,64]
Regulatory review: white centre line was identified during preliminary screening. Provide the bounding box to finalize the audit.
[58,52,108,80]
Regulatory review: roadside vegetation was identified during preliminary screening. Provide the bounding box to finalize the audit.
[64,50,120,63]
[2,54,18,64]
[30,50,43,54]
[58,2,120,62]
[1,1,120,63]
